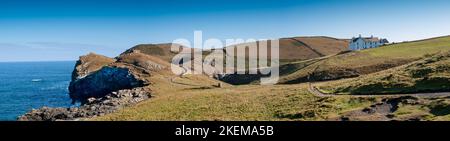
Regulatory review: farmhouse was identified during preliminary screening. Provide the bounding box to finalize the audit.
[349,35,389,50]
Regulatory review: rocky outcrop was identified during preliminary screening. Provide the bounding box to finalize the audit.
[19,44,186,121]
[69,51,168,103]
[332,96,424,121]
[116,50,169,71]
[18,87,151,121]
[18,50,166,121]
[71,53,115,81]
[69,66,146,103]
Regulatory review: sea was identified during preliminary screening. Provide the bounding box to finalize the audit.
[0,61,74,121]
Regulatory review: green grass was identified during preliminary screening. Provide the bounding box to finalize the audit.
[90,83,375,121]
[391,98,450,121]
[319,51,450,95]
[364,36,450,58]
[278,36,450,84]
[393,104,430,119]
[428,99,450,116]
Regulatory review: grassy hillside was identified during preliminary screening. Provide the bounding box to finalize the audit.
[123,36,450,86]
[224,36,348,63]
[217,36,348,84]
[121,43,203,63]
[91,79,375,121]
[291,36,349,56]
[121,36,348,65]
[90,73,450,121]
[318,51,450,95]
[278,36,450,84]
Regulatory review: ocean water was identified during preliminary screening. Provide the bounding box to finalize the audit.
[0,61,74,121]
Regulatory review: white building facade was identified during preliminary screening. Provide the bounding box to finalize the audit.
[349,35,389,50]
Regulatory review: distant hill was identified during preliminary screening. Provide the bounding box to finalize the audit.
[277,35,450,84]
[120,36,349,64]
[223,36,349,63]
[118,36,349,85]
[121,43,184,63]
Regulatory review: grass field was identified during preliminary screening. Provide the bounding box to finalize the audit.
[91,74,375,121]
[317,51,450,95]
[90,73,450,121]
[364,36,450,58]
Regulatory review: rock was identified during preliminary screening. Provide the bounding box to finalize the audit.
[19,51,159,121]
[386,114,395,118]
[87,97,96,104]
[17,107,72,121]
[341,116,350,121]
[69,66,146,103]
[362,107,375,114]
[71,53,115,81]
[375,102,384,106]
[18,87,152,121]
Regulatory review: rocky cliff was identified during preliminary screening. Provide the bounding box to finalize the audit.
[19,48,171,121]
[68,50,169,103]
[71,53,115,81]
[69,66,146,103]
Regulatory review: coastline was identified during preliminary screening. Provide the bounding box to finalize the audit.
[18,87,151,121]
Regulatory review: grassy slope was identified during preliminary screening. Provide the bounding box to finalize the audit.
[393,98,450,120]
[123,36,348,67]
[218,36,349,84]
[292,36,349,55]
[278,36,450,84]
[224,36,348,62]
[318,51,450,95]
[91,75,374,121]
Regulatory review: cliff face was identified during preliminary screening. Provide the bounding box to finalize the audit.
[68,50,170,103]
[68,66,146,103]
[19,49,171,120]
[18,87,151,121]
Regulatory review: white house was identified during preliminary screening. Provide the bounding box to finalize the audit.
[349,35,389,50]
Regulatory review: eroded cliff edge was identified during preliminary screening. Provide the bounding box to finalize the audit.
[19,50,170,121]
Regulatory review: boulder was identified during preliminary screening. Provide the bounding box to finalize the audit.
[18,87,151,121]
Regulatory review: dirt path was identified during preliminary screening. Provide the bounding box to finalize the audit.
[308,82,450,98]
[289,38,325,57]
[168,66,204,87]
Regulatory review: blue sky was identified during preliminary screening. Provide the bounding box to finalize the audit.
[1,0,450,62]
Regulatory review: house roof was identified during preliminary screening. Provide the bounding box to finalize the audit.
[352,37,384,43]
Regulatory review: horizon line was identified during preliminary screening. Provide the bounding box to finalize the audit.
[0,60,76,63]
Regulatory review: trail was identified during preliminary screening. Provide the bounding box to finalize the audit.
[289,38,325,57]
[168,66,204,87]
